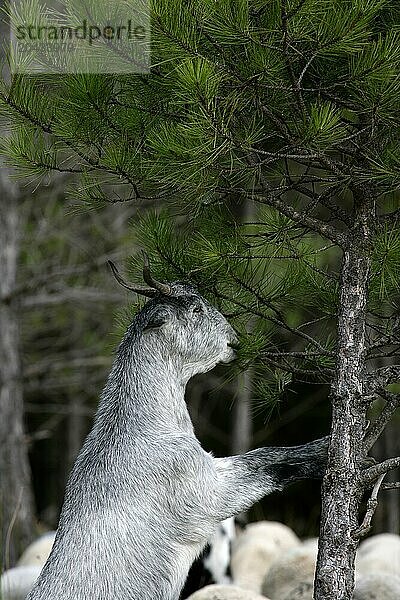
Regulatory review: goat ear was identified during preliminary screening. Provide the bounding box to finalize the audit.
[142,314,168,332]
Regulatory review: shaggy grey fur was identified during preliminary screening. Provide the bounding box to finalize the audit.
[27,281,328,600]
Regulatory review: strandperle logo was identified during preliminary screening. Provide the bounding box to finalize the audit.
[9,0,150,74]
[15,19,147,46]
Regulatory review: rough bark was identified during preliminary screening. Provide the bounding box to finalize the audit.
[0,169,35,569]
[314,196,374,600]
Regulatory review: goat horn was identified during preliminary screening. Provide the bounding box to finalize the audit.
[108,261,157,298]
[142,252,172,295]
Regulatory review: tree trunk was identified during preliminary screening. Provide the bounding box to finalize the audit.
[232,369,253,454]
[314,197,373,600]
[231,198,255,456]
[67,396,86,472]
[0,170,36,569]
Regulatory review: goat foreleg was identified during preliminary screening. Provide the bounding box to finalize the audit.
[208,437,328,520]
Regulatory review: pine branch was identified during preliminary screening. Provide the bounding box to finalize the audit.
[262,355,332,379]
[251,191,348,247]
[294,184,351,225]
[215,288,330,355]
[281,0,306,114]
[239,152,349,247]
[0,91,143,198]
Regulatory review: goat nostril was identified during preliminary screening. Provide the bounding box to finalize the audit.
[228,341,240,350]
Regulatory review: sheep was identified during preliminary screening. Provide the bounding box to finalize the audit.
[282,581,314,600]
[186,584,269,599]
[261,543,317,600]
[353,572,400,599]
[180,517,236,598]
[0,533,56,599]
[301,537,319,553]
[17,532,56,567]
[26,256,329,600]
[234,521,300,553]
[1,565,42,600]
[356,533,400,577]
[231,521,300,593]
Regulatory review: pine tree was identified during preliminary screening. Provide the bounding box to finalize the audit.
[1,1,400,598]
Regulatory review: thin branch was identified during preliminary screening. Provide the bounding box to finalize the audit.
[23,356,112,379]
[367,320,400,351]
[0,91,143,198]
[229,269,333,355]
[363,390,400,452]
[297,52,318,87]
[21,288,123,307]
[4,488,23,571]
[381,482,400,490]
[263,350,334,359]
[295,184,350,225]
[365,365,400,392]
[361,456,400,486]
[352,473,386,539]
[24,403,95,416]
[4,251,127,302]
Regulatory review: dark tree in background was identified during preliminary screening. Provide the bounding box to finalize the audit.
[0,163,36,569]
[0,10,35,567]
[1,1,400,598]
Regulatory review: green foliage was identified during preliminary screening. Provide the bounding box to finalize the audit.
[370,224,400,303]
[131,206,338,409]
[1,0,399,410]
[298,102,347,149]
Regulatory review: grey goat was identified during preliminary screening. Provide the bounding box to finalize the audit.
[27,258,328,600]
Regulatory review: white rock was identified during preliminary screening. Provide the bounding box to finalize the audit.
[354,571,400,599]
[17,531,56,567]
[261,544,317,600]
[356,534,400,577]
[1,565,42,600]
[186,584,270,599]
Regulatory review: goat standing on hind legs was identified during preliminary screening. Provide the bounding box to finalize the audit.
[27,256,329,600]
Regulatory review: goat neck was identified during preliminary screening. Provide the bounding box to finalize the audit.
[96,324,193,437]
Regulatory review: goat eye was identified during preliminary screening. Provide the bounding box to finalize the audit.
[192,305,203,314]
